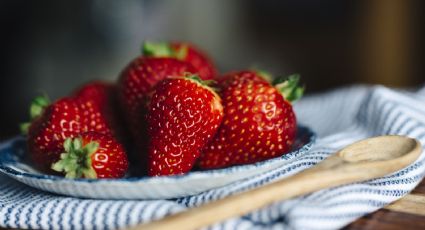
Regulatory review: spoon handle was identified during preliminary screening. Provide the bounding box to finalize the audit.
[131,137,421,230]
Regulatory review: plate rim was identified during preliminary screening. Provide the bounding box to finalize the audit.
[0,125,316,184]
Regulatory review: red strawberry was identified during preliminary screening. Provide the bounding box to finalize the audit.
[118,57,197,154]
[51,131,128,178]
[198,72,303,169]
[216,70,270,88]
[147,76,223,176]
[73,81,127,141]
[23,96,112,172]
[143,41,217,80]
[73,81,112,111]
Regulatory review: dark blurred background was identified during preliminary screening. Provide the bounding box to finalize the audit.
[0,0,424,140]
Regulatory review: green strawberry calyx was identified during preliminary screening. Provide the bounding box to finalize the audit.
[142,41,188,60]
[20,95,50,134]
[185,73,215,86]
[51,137,98,179]
[274,74,304,103]
[184,73,220,93]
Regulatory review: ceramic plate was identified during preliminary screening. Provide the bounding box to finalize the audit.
[0,125,315,199]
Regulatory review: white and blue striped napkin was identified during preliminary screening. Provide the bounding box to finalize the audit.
[1,85,425,230]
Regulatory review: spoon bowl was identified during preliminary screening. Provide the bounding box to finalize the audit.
[338,135,419,162]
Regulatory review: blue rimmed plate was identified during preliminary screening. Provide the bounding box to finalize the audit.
[0,125,315,199]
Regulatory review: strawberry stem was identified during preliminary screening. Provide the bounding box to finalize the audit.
[20,95,50,135]
[51,137,98,179]
[274,74,304,103]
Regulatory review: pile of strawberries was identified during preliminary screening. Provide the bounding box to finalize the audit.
[22,41,303,179]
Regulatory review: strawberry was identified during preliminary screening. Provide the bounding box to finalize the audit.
[143,41,217,80]
[51,131,128,178]
[118,57,197,155]
[73,81,113,112]
[73,81,127,141]
[216,70,271,88]
[22,96,112,172]
[198,72,303,169]
[147,75,223,176]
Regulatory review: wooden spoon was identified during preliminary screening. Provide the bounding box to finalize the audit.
[131,135,422,230]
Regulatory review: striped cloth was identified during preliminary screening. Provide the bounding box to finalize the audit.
[1,85,425,230]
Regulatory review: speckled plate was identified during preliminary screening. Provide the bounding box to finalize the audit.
[0,125,315,200]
